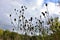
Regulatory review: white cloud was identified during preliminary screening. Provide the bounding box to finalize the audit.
[40,2,60,17]
[37,0,44,6]
[47,2,60,18]
[48,2,55,14]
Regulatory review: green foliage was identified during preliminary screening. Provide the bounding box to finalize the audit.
[0,29,4,38]
[50,17,60,32]
[3,30,11,40]
[0,27,60,40]
[10,32,20,40]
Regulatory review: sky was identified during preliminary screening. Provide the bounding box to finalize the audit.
[0,0,60,31]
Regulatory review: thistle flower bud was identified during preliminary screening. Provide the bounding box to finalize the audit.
[22,9,24,11]
[14,18,16,21]
[9,14,11,17]
[41,12,45,17]
[24,6,27,9]
[45,3,48,6]
[45,11,47,13]
[13,28,14,31]
[29,17,33,21]
[51,18,53,21]
[31,32,33,35]
[21,6,23,8]
[20,28,22,30]
[14,9,16,11]
[59,26,60,28]
[20,10,21,13]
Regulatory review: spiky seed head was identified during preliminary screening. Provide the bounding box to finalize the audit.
[29,17,33,21]
[42,12,45,16]
[21,6,23,8]
[20,24,22,26]
[25,20,28,23]
[22,15,23,17]
[9,14,11,17]
[14,9,16,11]
[40,15,41,18]
[31,32,33,35]
[24,6,27,9]
[20,28,22,30]
[59,26,60,28]
[19,20,21,22]
[51,18,53,21]
[22,12,24,14]
[17,10,18,12]
[45,11,47,13]
[39,20,40,23]
[36,22,37,24]
[22,9,24,11]
[14,18,16,21]
[19,16,21,18]
[42,21,44,23]
[31,27,34,30]
[11,22,13,24]
[20,10,21,13]
[13,28,14,31]
[45,3,48,6]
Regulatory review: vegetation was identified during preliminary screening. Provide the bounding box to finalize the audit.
[0,28,60,40]
[0,3,60,40]
[9,4,51,36]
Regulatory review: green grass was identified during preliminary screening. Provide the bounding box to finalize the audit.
[0,29,60,40]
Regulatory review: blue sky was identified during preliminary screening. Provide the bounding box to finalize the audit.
[0,0,60,30]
